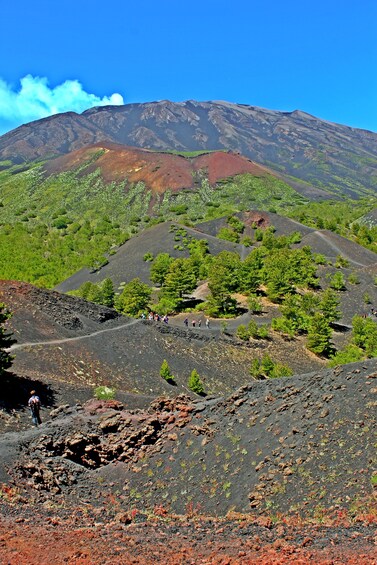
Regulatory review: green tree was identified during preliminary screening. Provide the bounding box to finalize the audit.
[164,258,197,299]
[217,227,240,243]
[116,278,151,316]
[319,288,341,322]
[150,253,174,286]
[0,304,15,376]
[352,315,377,357]
[100,278,115,307]
[240,248,264,293]
[249,354,291,379]
[263,247,317,302]
[154,292,180,315]
[271,316,296,339]
[160,359,175,383]
[207,251,241,314]
[188,369,205,395]
[307,313,333,356]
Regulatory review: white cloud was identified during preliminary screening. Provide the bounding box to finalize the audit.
[0,75,124,135]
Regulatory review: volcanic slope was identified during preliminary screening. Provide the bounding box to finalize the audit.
[56,220,247,292]
[1,100,377,198]
[56,213,377,328]
[1,360,376,522]
[1,281,325,411]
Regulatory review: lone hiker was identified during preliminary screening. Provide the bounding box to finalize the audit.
[28,390,42,426]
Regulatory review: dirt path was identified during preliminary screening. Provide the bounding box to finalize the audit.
[314,231,371,266]
[8,318,141,352]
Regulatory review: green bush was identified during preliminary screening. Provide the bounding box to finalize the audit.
[329,272,346,291]
[247,320,260,338]
[335,255,350,268]
[328,344,364,367]
[348,272,360,285]
[249,354,291,379]
[271,316,296,339]
[314,253,327,265]
[217,227,240,243]
[94,386,116,400]
[236,324,249,341]
[257,324,270,339]
[247,294,262,314]
[363,292,372,304]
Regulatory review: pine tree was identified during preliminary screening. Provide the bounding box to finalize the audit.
[116,278,151,316]
[188,369,204,395]
[307,312,333,355]
[101,278,115,307]
[160,359,175,383]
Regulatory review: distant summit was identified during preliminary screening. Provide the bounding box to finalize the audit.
[1,100,377,198]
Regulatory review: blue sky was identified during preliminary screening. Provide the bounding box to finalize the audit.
[0,0,376,134]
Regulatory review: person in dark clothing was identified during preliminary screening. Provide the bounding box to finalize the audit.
[28,390,42,426]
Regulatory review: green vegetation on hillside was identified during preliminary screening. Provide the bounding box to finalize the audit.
[0,163,303,287]
[286,198,377,253]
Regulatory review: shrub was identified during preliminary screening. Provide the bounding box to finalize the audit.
[270,363,293,378]
[271,316,296,339]
[328,344,364,367]
[335,255,350,268]
[241,236,253,247]
[169,204,188,215]
[288,231,302,244]
[52,217,68,229]
[363,292,372,304]
[247,294,262,314]
[257,324,270,339]
[249,354,292,379]
[329,272,346,291]
[94,386,116,400]
[247,320,260,338]
[217,227,240,243]
[143,252,154,262]
[348,272,360,285]
[314,253,327,265]
[254,229,263,241]
[236,324,249,341]
[227,216,245,234]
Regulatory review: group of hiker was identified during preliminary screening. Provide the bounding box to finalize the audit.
[141,312,169,323]
[183,317,210,329]
[140,311,211,328]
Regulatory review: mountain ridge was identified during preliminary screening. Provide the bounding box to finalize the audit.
[2,100,377,198]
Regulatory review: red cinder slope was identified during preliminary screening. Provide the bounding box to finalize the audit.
[43,142,269,193]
